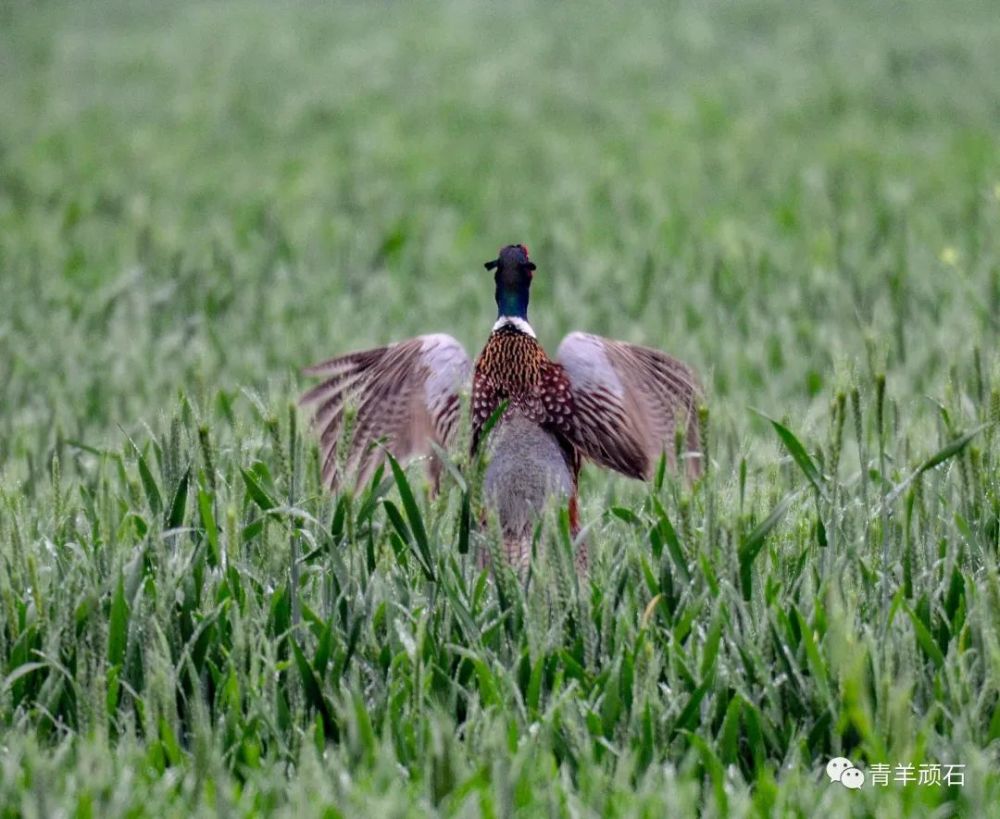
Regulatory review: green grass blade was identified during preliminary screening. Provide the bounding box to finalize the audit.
[197,486,220,567]
[241,467,277,512]
[887,422,992,504]
[291,637,335,737]
[108,573,128,670]
[166,466,189,529]
[738,490,799,601]
[652,497,690,584]
[386,453,434,582]
[903,604,945,668]
[134,447,163,517]
[756,411,825,498]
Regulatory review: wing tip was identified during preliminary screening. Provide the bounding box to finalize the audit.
[298,380,333,406]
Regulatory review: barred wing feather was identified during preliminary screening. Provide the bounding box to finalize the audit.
[300,334,472,488]
[556,332,702,480]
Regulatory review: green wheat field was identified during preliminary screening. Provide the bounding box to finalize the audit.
[2,1,1000,816]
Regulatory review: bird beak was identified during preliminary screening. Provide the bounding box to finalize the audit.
[484,258,499,271]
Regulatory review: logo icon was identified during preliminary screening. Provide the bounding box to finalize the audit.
[827,757,864,790]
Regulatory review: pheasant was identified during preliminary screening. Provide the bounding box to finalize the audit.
[300,244,702,570]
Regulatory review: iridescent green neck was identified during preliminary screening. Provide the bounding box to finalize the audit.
[496,283,529,320]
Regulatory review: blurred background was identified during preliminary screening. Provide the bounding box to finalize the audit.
[1,0,998,474]
[2,4,1000,814]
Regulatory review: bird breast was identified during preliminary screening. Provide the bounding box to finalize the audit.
[482,413,573,539]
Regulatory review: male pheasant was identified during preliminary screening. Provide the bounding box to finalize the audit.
[300,244,702,570]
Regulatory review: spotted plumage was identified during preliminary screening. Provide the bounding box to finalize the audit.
[471,324,574,454]
[301,244,702,573]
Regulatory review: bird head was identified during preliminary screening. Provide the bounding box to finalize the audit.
[485,244,535,320]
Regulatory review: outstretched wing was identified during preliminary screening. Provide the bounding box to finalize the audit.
[556,332,702,480]
[300,334,472,489]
